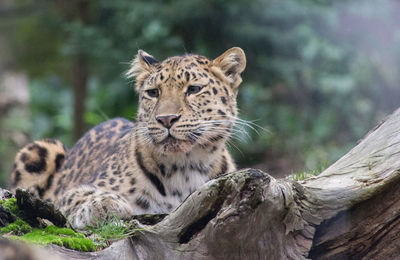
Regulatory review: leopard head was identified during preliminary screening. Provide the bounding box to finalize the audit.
[127,47,246,154]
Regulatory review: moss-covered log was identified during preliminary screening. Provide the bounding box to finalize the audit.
[15,189,67,227]
[3,107,400,259]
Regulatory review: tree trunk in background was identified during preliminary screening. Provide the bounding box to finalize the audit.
[71,0,90,141]
[0,72,30,186]
[72,55,88,141]
[0,1,30,186]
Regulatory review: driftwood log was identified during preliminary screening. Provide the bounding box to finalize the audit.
[7,107,400,259]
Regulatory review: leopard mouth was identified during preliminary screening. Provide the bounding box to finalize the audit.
[160,135,178,144]
[158,135,192,153]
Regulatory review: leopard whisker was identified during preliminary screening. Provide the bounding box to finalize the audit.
[200,114,268,136]
[225,139,244,156]
[195,127,248,144]
[207,129,248,143]
[196,122,250,140]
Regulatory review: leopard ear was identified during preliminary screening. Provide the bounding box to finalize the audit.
[212,47,246,89]
[126,50,159,79]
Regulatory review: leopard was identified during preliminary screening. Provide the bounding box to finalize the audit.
[8,47,246,229]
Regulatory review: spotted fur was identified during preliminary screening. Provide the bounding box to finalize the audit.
[9,47,246,229]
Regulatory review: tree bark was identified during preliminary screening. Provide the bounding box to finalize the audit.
[4,107,400,259]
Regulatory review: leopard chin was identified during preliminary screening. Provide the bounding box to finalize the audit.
[159,136,193,153]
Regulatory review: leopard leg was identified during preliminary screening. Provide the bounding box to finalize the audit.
[57,185,133,229]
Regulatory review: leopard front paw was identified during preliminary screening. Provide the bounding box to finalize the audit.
[59,186,133,229]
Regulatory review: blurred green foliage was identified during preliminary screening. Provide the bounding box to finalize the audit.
[1,0,400,181]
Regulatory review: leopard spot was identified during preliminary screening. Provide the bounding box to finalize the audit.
[55,153,65,171]
[221,96,227,104]
[136,197,150,209]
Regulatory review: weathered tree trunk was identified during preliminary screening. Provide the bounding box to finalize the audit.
[17,107,400,259]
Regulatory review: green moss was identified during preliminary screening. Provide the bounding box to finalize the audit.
[1,221,95,251]
[44,225,85,238]
[0,219,32,235]
[10,226,95,252]
[0,198,21,215]
[0,198,95,251]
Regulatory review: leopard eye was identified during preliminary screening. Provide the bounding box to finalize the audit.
[186,85,203,95]
[145,89,159,98]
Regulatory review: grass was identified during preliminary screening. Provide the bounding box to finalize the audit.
[86,214,144,249]
[288,161,328,181]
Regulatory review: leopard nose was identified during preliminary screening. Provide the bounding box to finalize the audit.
[156,114,181,129]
